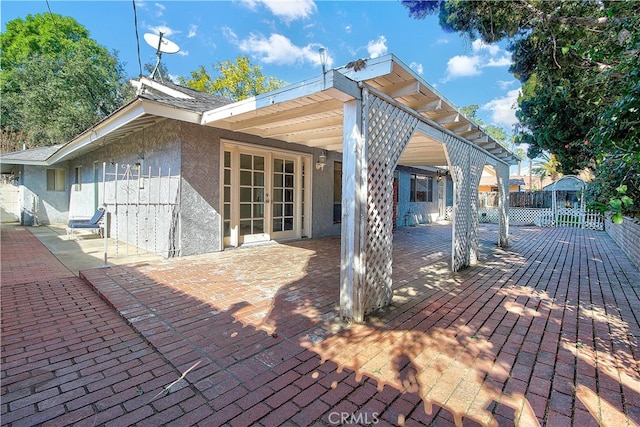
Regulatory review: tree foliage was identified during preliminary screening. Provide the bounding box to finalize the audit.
[459,104,508,147]
[0,13,132,150]
[178,56,286,101]
[402,0,639,217]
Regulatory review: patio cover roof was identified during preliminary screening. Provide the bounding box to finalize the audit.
[3,53,517,168]
[201,54,519,168]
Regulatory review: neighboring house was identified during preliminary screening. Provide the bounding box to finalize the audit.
[478,167,525,192]
[0,144,64,225]
[0,53,518,321]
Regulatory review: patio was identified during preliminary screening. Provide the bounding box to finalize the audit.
[76,223,639,426]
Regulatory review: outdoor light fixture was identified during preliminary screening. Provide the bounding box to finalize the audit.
[437,171,442,182]
[319,47,328,75]
[316,150,327,171]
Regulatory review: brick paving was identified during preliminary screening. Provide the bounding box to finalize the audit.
[1,227,211,427]
[2,223,639,426]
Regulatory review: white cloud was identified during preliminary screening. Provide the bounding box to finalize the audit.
[239,0,317,23]
[222,26,239,44]
[148,25,177,37]
[345,25,352,34]
[435,38,449,45]
[482,88,521,127]
[153,2,165,17]
[498,80,518,90]
[443,39,512,82]
[485,55,512,67]
[367,36,387,59]
[237,32,333,68]
[410,62,424,75]
[187,25,197,38]
[472,39,500,56]
[444,55,482,81]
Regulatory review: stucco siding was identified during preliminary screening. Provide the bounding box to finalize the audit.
[395,166,440,228]
[22,164,69,225]
[180,122,222,255]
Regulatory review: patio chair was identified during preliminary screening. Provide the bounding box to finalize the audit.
[66,207,105,238]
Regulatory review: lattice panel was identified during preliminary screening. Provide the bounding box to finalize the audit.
[443,134,487,270]
[495,162,510,247]
[443,134,471,271]
[467,147,488,264]
[363,94,418,314]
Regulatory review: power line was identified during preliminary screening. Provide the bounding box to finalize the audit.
[132,0,143,78]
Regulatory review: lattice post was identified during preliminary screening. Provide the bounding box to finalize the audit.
[467,149,487,264]
[495,162,510,247]
[340,89,418,323]
[340,98,366,322]
[444,135,486,271]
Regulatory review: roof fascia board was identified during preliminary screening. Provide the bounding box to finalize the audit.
[47,102,148,164]
[47,99,202,164]
[134,77,193,99]
[336,54,395,82]
[380,55,520,165]
[0,159,48,166]
[201,69,360,125]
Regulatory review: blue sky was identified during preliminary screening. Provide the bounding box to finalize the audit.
[2,0,521,136]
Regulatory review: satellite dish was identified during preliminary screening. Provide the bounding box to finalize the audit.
[144,33,180,54]
[143,32,180,81]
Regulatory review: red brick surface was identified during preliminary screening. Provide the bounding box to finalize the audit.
[2,223,639,426]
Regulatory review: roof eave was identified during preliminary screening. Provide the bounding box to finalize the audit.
[47,98,202,164]
[202,69,361,125]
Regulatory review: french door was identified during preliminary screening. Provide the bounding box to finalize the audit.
[222,144,309,247]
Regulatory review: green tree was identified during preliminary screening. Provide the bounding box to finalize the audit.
[1,13,132,149]
[178,56,286,101]
[402,0,639,217]
[144,61,173,83]
[459,104,508,146]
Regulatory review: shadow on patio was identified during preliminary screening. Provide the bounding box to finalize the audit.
[80,223,639,426]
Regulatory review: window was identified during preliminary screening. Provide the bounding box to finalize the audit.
[73,166,82,191]
[46,169,66,192]
[333,161,342,223]
[410,174,433,202]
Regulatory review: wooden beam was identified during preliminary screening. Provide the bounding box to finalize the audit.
[435,113,460,125]
[449,123,475,133]
[415,98,442,113]
[340,98,366,323]
[260,116,343,138]
[469,134,489,144]
[384,81,421,99]
[230,99,342,131]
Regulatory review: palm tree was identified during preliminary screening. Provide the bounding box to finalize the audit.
[529,153,562,190]
[533,153,561,181]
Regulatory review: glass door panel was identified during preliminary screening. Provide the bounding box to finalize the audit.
[272,157,297,239]
[239,153,267,244]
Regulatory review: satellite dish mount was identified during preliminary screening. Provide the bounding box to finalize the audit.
[144,32,180,81]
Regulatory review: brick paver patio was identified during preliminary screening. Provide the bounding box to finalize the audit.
[2,223,639,426]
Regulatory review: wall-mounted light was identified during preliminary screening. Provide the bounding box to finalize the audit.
[316,150,327,171]
[437,170,442,182]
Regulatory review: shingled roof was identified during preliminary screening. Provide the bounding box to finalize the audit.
[134,77,233,113]
[1,144,64,164]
